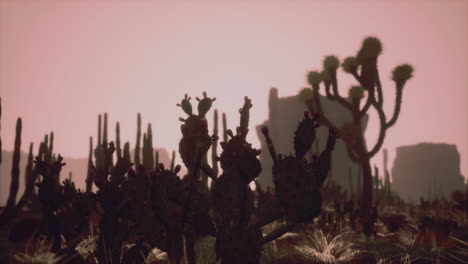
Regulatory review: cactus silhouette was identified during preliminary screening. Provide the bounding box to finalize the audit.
[135,113,142,167]
[261,112,338,223]
[116,122,122,159]
[301,37,413,218]
[0,118,21,226]
[177,92,217,264]
[211,109,219,179]
[0,97,2,164]
[211,96,263,264]
[142,123,155,170]
[8,93,345,264]
[86,136,93,192]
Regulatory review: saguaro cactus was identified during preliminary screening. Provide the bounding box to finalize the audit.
[135,113,142,167]
[116,122,122,159]
[383,148,391,198]
[0,118,22,225]
[222,112,228,143]
[300,37,413,217]
[86,136,94,192]
[142,123,154,170]
[211,109,219,179]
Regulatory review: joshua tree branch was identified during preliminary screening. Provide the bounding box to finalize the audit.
[375,70,384,107]
[308,87,339,130]
[366,103,387,158]
[330,72,354,112]
[348,71,372,118]
[385,84,403,129]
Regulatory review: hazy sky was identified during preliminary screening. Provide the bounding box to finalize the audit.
[1,0,467,180]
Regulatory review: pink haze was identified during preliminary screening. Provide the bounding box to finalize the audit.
[0,1,467,180]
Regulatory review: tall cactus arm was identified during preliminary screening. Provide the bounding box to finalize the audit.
[86,136,94,192]
[260,126,279,165]
[239,96,252,131]
[103,113,108,146]
[116,122,121,159]
[212,109,219,178]
[97,114,101,146]
[10,143,36,216]
[135,113,142,166]
[5,118,21,211]
[222,112,228,143]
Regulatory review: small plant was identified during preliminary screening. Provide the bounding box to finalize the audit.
[13,235,64,264]
[294,228,360,263]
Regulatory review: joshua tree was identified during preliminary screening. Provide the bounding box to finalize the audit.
[299,37,414,218]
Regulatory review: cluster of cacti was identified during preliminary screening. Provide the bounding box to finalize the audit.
[299,37,414,219]
[0,92,338,264]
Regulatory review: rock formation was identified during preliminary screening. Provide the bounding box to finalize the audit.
[392,143,466,202]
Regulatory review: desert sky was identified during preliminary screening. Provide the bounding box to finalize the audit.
[0,0,467,181]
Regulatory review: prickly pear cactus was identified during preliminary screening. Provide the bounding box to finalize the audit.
[261,112,338,223]
[218,97,262,184]
[210,97,264,263]
[178,92,217,174]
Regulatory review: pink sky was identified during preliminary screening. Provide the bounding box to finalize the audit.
[1,0,467,180]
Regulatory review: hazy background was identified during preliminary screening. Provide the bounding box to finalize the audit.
[1,0,467,182]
